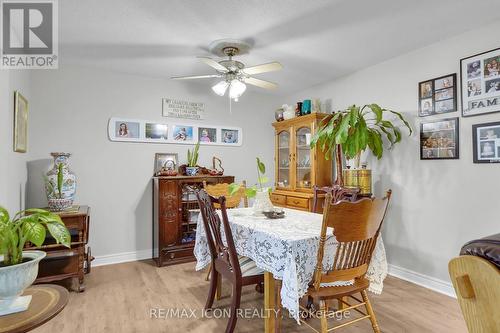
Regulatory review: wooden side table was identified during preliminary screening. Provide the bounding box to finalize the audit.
[0,285,69,333]
[24,206,92,292]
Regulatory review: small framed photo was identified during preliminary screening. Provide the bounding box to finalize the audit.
[461,47,500,117]
[418,74,457,117]
[472,121,500,163]
[221,128,239,144]
[13,91,28,153]
[420,117,459,160]
[198,127,217,143]
[115,120,140,139]
[173,125,194,142]
[154,153,178,174]
[145,123,168,140]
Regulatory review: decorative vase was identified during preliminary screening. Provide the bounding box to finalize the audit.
[274,108,284,122]
[283,104,295,120]
[253,188,274,214]
[45,152,76,212]
[186,166,199,176]
[0,251,46,315]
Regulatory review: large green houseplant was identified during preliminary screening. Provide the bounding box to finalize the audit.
[311,104,412,184]
[0,206,70,310]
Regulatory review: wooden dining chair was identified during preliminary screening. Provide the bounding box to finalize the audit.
[311,185,360,213]
[203,181,249,281]
[203,181,249,209]
[196,189,264,333]
[300,190,392,333]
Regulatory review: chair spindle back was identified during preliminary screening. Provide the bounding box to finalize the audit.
[313,190,392,290]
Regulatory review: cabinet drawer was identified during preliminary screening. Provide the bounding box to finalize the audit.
[37,249,80,279]
[270,194,286,205]
[162,247,193,262]
[286,196,309,209]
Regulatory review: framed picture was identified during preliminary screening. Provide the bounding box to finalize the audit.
[13,91,28,153]
[115,120,140,139]
[472,121,500,163]
[418,74,457,117]
[221,128,239,144]
[198,127,217,143]
[420,117,459,160]
[154,153,178,174]
[145,123,168,140]
[172,125,194,142]
[461,48,500,117]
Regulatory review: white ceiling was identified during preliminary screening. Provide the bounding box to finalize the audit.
[60,0,500,95]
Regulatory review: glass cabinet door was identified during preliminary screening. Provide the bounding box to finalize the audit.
[295,126,312,189]
[277,131,291,189]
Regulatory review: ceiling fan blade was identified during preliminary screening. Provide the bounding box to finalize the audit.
[171,74,221,80]
[197,56,228,72]
[242,62,283,75]
[244,77,278,90]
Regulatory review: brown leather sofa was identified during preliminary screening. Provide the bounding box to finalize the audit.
[449,233,500,332]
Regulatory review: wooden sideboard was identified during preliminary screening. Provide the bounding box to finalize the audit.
[25,206,92,292]
[152,175,234,267]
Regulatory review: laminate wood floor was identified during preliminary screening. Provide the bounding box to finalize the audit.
[32,260,467,333]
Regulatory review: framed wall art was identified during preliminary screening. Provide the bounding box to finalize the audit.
[154,153,178,174]
[108,117,243,146]
[418,74,457,117]
[420,117,459,160]
[460,47,500,117]
[13,91,29,153]
[472,121,500,163]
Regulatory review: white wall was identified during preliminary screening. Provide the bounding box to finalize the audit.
[0,70,31,214]
[27,66,277,258]
[285,20,500,283]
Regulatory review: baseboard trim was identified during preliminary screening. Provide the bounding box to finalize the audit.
[388,264,456,298]
[93,249,153,267]
[92,251,457,298]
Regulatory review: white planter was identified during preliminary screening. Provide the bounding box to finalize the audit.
[253,188,274,214]
[0,251,46,300]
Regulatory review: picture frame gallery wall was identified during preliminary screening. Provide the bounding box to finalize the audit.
[108,117,243,146]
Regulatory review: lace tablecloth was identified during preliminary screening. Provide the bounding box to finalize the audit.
[194,207,388,321]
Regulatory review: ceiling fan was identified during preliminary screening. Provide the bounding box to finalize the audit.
[171,39,282,101]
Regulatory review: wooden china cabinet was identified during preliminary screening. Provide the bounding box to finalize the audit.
[270,113,332,211]
[152,175,234,267]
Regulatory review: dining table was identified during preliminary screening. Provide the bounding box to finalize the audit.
[194,207,388,333]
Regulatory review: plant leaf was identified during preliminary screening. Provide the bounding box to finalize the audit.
[0,206,9,224]
[245,187,257,198]
[46,221,71,248]
[227,183,241,197]
[256,157,265,174]
[370,103,383,123]
[22,220,46,247]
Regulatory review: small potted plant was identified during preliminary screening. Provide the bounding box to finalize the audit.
[186,142,200,176]
[229,157,273,213]
[44,163,73,211]
[0,207,70,314]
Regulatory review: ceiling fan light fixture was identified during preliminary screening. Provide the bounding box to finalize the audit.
[211,80,229,96]
[229,79,246,100]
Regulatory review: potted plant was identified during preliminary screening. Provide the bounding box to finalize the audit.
[0,207,70,314]
[44,162,73,211]
[311,104,412,192]
[186,142,200,176]
[229,157,273,213]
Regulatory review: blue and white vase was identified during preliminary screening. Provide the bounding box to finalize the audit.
[45,152,76,211]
